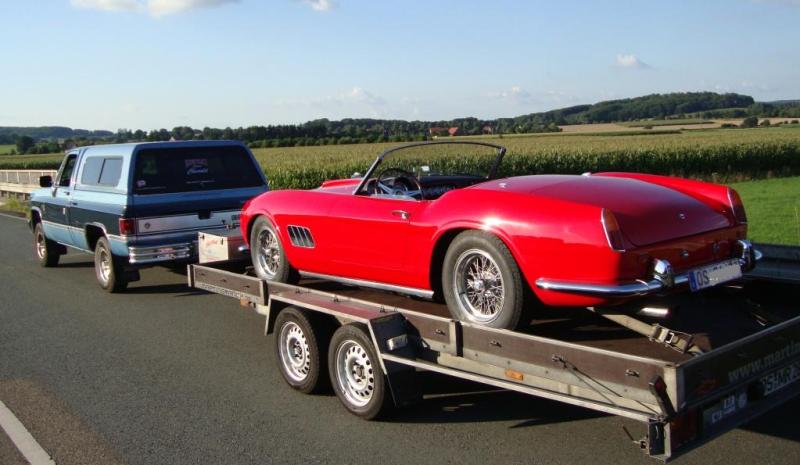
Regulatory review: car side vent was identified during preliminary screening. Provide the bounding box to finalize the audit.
[287,225,315,248]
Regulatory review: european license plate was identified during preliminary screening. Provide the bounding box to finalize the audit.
[761,363,800,397]
[688,259,742,292]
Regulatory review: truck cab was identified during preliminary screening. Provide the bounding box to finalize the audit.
[29,140,268,292]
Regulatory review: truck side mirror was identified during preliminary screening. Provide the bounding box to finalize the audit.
[39,175,52,188]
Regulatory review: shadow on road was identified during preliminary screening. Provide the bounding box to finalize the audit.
[741,395,800,442]
[392,371,607,427]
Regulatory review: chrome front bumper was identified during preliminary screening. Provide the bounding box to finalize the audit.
[128,242,196,265]
[535,240,762,298]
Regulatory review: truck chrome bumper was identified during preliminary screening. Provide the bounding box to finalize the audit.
[535,240,762,298]
[128,242,196,265]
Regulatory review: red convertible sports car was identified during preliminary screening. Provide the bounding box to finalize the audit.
[241,141,758,329]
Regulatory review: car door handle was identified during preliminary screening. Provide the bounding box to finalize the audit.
[391,210,409,219]
[69,201,78,206]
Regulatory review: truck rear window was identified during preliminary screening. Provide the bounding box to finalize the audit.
[133,146,263,194]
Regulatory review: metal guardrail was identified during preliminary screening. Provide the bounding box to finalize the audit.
[0,169,57,200]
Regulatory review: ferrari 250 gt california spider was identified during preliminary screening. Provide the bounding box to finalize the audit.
[241,142,758,329]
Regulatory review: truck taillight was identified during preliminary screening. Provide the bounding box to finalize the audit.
[119,218,136,236]
[727,188,747,224]
[601,208,625,252]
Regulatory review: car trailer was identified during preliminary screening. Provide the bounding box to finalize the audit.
[187,250,800,462]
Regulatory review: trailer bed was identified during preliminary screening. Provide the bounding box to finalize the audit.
[188,261,800,461]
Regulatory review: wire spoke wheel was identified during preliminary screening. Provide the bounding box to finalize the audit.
[256,227,281,278]
[454,249,505,323]
[335,340,375,408]
[278,321,311,382]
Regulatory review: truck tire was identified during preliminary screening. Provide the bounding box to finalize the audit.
[328,324,391,420]
[274,307,331,394]
[94,236,128,293]
[442,230,525,330]
[33,223,60,267]
[250,216,299,283]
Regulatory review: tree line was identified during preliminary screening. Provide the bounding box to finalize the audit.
[3,92,800,155]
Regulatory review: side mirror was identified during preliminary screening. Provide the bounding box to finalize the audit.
[39,175,52,188]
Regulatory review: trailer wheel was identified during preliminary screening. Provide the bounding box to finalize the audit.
[274,307,330,394]
[328,324,390,420]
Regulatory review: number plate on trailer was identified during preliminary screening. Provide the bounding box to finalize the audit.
[761,362,800,397]
[688,259,742,292]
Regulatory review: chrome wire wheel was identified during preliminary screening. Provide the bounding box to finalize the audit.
[256,227,281,278]
[97,247,111,285]
[453,248,505,323]
[35,230,47,260]
[334,340,374,408]
[278,321,311,382]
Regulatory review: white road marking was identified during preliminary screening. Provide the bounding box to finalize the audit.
[0,212,26,221]
[0,400,56,465]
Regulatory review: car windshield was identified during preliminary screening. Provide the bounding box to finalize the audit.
[355,142,504,198]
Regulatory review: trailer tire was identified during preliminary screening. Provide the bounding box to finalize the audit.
[328,324,391,420]
[274,307,330,394]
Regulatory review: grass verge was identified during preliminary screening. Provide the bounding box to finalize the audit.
[730,176,800,245]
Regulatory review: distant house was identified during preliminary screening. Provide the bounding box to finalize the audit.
[482,125,494,135]
[429,126,460,137]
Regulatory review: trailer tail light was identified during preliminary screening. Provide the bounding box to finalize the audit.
[119,218,136,236]
[727,188,747,224]
[669,408,699,450]
[601,208,625,252]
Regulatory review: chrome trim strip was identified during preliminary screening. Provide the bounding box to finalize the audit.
[128,242,195,264]
[299,271,434,299]
[537,241,757,298]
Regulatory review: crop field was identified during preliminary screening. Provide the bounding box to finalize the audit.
[1,126,799,192]
[620,118,712,127]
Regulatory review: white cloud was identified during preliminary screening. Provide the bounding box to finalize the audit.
[300,0,334,11]
[70,0,142,12]
[349,87,386,106]
[488,85,533,104]
[615,54,650,69]
[275,87,389,118]
[70,0,238,17]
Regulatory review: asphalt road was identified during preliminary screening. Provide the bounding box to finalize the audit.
[1,213,800,465]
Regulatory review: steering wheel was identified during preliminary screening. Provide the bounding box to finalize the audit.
[375,168,423,199]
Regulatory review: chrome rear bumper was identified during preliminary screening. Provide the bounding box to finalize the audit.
[128,242,196,265]
[535,240,761,298]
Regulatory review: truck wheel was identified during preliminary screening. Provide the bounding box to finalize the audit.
[274,307,331,394]
[442,230,524,330]
[250,216,299,283]
[33,223,60,267]
[94,236,128,293]
[328,324,391,420]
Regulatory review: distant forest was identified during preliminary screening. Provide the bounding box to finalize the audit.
[3,92,800,154]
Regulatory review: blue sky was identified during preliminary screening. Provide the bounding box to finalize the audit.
[0,0,798,130]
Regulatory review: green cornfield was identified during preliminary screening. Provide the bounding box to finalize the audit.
[2,127,799,190]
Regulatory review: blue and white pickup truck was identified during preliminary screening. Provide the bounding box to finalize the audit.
[29,140,268,292]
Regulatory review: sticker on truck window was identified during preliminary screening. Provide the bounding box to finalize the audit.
[185,158,209,175]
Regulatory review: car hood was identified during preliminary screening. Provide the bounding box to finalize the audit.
[474,175,731,246]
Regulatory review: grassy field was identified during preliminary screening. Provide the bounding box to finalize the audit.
[0,144,15,155]
[731,176,800,245]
